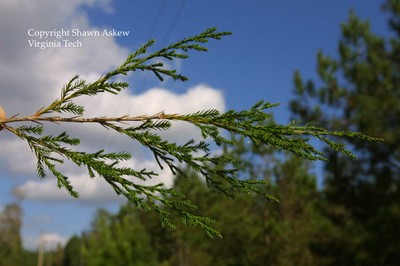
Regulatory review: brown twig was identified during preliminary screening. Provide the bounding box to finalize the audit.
[0,111,177,125]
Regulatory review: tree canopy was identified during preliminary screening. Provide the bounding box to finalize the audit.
[291,0,400,264]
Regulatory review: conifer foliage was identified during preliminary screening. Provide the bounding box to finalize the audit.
[0,27,379,236]
[290,0,400,263]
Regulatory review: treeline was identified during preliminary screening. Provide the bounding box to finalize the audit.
[2,0,400,265]
[0,151,334,266]
[66,150,329,266]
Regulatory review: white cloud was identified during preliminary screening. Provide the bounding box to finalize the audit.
[0,0,229,255]
[73,84,225,144]
[24,232,69,251]
[79,0,114,13]
[0,0,128,116]
[1,0,225,205]
[11,83,224,203]
[0,137,38,175]
[13,157,176,203]
[7,85,225,203]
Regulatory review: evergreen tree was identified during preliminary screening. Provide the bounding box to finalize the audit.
[80,208,157,266]
[221,136,328,265]
[137,136,327,265]
[0,203,24,266]
[291,0,400,264]
[62,130,340,265]
[268,155,331,266]
[63,236,82,266]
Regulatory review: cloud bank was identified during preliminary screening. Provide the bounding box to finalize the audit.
[1,0,225,250]
[0,0,225,204]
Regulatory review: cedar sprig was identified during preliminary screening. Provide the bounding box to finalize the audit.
[0,27,382,237]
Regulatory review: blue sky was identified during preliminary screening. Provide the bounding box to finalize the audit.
[83,0,388,120]
[0,0,390,250]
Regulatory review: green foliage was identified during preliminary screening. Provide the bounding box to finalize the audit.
[0,5,396,266]
[56,134,328,265]
[0,27,379,236]
[79,208,157,266]
[0,204,34,266]
[291,0,400,264]
[0,204,21,266]
[63,236,82,266]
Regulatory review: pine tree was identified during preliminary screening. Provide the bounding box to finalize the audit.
[217,136,328,265]
[139,137,329,265]
[0,27,379,236]
[290,0,400,264]
[0,204,24,266]
[63,236,82,266]
[80,208,157,266]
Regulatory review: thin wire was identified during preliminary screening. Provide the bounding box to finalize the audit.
[146,0,167,40]
[160,0,187,47]
[140,0,188,91]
